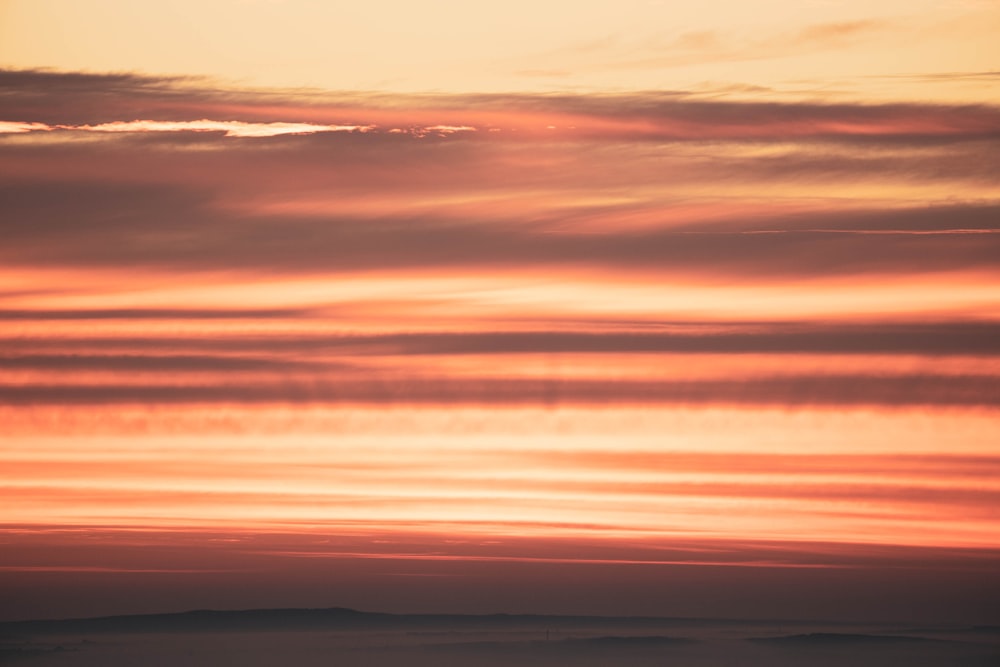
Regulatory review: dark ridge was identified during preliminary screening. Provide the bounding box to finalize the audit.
[0,607,381,635]
[0,642,76,661]
[972,625,1000,634]
[895,624,1000,635]
[571,635,698,646]
[0,607,790,636]
[426,635,697,653]
[0,646,41,660]
[749,632,955,646]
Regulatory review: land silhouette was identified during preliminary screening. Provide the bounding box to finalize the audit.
[1,607,997,666]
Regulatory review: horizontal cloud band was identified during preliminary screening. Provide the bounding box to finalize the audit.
[1,375,996,406]
[3,69,1000,142]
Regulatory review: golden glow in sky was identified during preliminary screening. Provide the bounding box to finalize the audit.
[2,0,999,98]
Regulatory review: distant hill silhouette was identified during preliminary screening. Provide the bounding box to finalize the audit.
[0,607,758,636]
[749,632,955,646]
[431,634,698,650]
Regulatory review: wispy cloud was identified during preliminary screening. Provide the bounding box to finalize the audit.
[517,19,887,75]
[1,68,998,285]
[4,69,1000,141]
[68,119,373,137]
[2,175,997,276]
[2,374,997,407]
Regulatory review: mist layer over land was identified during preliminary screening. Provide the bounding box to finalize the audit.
[1,607,997,667]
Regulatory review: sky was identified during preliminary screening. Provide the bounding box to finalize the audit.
[0,0,999,624]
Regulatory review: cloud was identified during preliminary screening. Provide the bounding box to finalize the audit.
[525,19,886,74]
[0,121,51,133]
[791,20,879,46]
[5,321,999,358]
[6,319,995,410]
[302,322,1000,356]
[67,119,374,137]
[4,524,999,574]
[1,374,996,407]
[3,69,1000,142]
[0,307,311,320]
[530,451,1000,481]
[869,70,1000,82]
[1,176,997,277]
[0,353,325,373]
[0,68,996,413]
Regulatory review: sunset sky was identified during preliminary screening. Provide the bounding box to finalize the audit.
[1,0,998,624]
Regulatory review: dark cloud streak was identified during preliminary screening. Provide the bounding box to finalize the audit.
[4,322,999,356]
[3,68,1000,141]
[1,374,996,406]
[1,181,998,276]
[0,354,332,373]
